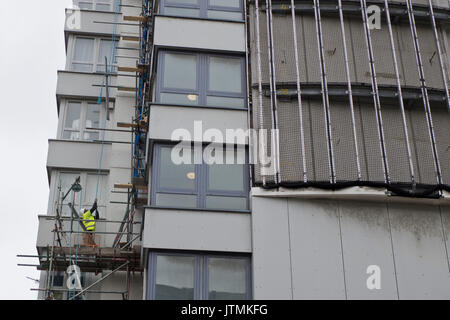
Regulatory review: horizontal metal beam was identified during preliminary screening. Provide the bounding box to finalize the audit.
[252,82,448,102]
[255,0,450,22]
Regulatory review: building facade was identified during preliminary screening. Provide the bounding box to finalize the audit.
[34,0,450,300]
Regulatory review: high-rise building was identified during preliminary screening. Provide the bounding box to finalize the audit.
[32,0,449,300]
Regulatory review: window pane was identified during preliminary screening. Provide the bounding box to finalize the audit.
[78,2,93,10]
[164,7,201,18]
[159,146,196,190]
[65,103,82,130]
[86,103,100,128]
[160,93,199,106]
[63,130,81,140]
[155,193,198,208]
[155,255,195,300]
[208,257,247,300]
[72,63,93,72]
[83,131,99,141]
[209,57,242,93]
[209,0,240,8]
[207,10,243,20]
[96,3,111,11]
[167,0,198,4]
[206,96,245,108]
[205,196,247,210]
[59,173,80,207]
[73,38,94,62]
[86,174,105,204]
[208,164,244,192]
[163,53,197,90]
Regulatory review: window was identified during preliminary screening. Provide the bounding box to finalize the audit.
[148,252,251,300]
[62,101,104,141]
[157,51,246,109]
[75,0,114,11]
[71,36,117,73]
[56,172,107,217]
[160,0,244,21]
[151,144,249,211]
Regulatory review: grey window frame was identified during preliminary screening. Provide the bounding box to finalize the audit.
[160,0,244,21]
[70,36,118,74]
[156,50,247,110]
[147,251,252,300]
[151,143,250,212]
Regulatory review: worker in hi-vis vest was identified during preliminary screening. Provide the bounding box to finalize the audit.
[81,199,99,245]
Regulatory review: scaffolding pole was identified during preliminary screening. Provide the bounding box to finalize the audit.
[255,0,267,187]
[338,0,362,182]
[405,0,443,186]
[360,0,390,184]
[265,0,281,185]
[313,0,336,184]
[427,0,450,114]
[384,0,416,186]
[290,0,307,183]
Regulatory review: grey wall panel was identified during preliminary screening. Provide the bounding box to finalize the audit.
[355,101,385,182]
[441,206,450,269]
[251,197,293,299]
[249,6,270,85]
[301,15,321,83]
[329,100,359,182]
[321,16,347,84]
[153,16,245,52]
[394,23,422,87]
[143,208,252,253]
[431,104,450,185]
[370,27,397,86]
[339,201,399,299]
[388,203,450,299]
[252,196,450,299]
[288,199,346,299]
[416,25,445,89]
[406,107,438,185]
[380,102,411,183]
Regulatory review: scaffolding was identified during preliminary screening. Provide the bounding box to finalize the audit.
[252,0,449,198]
[18,0,155,300]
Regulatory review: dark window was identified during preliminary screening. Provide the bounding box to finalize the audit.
[160,0,244,21]
[148,252,251,300]
[157,51,247,109]
[151,143,249,211]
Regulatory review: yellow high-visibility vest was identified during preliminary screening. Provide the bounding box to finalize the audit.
[82,210,96,231]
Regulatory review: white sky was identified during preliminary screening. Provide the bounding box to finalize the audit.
[0,0,73,299]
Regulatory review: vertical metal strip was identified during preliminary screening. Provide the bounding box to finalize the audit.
[384,0,416,186]
[244,0,253,188]
[290,0,307,183]
[255,0,266,186]
[338,0,362,182]
[266,0,281,184]
[313,0,336,184]
[405,0,443,186]
[427,0,450,113]
[360,0,390,184]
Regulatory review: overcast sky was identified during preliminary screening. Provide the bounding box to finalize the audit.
[0,0,73,299]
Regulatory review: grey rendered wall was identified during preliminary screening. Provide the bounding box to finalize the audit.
[251,196,450,299]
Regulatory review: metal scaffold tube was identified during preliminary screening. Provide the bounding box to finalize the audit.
[383,0,416,186]
[337,0,362,182]
[427,0,450,114]
[265,0,281,184]
[405,0,443,186]
[290,0,307,183]
[313,0,336,184]
[255,0,266,187]
[360,0,390,184]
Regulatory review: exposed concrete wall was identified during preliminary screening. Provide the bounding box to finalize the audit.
[251,195,450,299]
